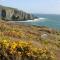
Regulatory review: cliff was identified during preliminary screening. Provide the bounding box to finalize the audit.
[0,5,35,21]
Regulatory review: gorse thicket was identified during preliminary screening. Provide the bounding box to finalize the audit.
[0,40,55,60]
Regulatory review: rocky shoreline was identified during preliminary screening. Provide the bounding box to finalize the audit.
[0,5,36,21]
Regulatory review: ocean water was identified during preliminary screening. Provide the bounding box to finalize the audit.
[31,14,60,29]
[4,14,60,30]
[16,14,60,30]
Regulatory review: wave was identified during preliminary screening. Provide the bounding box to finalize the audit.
[9,18,47,23]
[23,18,47,22]
[38,18,46,20]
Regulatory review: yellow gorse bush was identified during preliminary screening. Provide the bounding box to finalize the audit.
[0,40,55,60]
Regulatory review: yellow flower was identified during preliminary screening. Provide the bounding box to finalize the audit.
[11,42,17,49]
[2,40,9,48]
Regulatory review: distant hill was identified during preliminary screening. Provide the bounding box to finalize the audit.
[0,5,36,21]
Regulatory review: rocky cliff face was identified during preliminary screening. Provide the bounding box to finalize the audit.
[0,5,35,21]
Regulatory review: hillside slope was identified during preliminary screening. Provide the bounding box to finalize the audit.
[0,20,60,60]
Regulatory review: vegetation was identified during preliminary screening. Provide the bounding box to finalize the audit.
[0,40,55,60]
[0,20,60,60]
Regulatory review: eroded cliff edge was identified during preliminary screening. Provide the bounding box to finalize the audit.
[0,5,36,21]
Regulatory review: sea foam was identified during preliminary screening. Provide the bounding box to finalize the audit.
[9,18,47,23]
[25,18,47,22]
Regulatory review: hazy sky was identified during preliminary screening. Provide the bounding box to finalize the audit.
[0,0,60,14]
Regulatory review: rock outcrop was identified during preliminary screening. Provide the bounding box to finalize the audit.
[0,5,35,21]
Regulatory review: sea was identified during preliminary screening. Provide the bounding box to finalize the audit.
[14,14,60,30]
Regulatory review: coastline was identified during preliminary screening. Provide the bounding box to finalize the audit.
[7,20,60,31]
[0,20,60,60]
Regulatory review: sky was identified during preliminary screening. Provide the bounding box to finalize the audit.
[0,0,60,14]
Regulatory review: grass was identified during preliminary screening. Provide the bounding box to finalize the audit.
[0,20,60,60]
